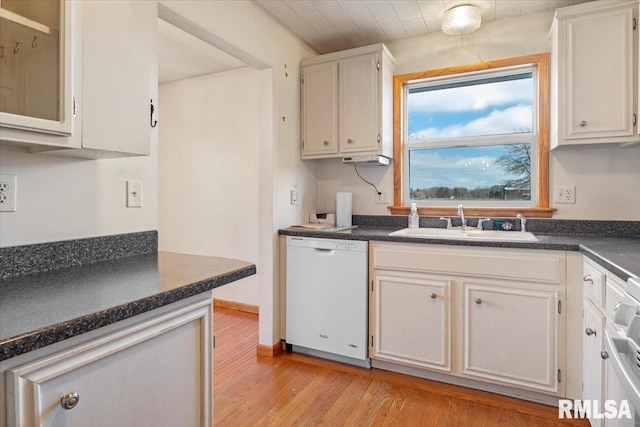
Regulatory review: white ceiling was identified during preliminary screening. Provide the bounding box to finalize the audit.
[158,18,248,84]
[251,0,593,54]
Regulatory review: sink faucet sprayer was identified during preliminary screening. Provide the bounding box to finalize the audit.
[457,204,467,230]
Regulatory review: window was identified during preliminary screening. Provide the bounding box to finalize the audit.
[392,54,553,217]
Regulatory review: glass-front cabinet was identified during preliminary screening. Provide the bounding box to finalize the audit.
[0,0,75,136]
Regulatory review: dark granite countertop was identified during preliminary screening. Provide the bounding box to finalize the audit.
[0,251,256,361]
[279,227,640,281]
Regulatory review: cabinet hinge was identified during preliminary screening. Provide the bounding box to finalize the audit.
[377,134,381,143]
[302,140,304,148]
[377,61,380,71]
[301,76,304,84]
[558,369,562,383]
[371,279,374,292]
[558,300,562,314]
[371,335,374,346]
[73,97,77,117]
[633,113,637,127]
[213,335,216,348]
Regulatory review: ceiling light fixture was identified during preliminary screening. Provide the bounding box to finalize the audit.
[442,5,481,36]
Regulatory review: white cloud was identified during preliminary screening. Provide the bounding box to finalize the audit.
[408,78,532,114]
[409,104,532,141]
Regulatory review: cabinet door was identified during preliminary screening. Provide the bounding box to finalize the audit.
[301,62,338,158]
[82,0,157,155]
[563,6,636,141]
[584,298,606,427]
[371,273,451,371]
[339,54,379,154]
[6,299,212,427]
[462,283,560,393]
[0,0,81,146]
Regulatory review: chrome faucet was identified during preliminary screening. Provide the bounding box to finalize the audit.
[440,217,452,229]
[516,214,527,232]
[457,204,467,230]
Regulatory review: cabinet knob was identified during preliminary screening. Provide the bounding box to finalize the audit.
[583,274,593,284]
[585,327,596,336]
[347,138,353,144]
[430,293,437,299]
[323,140,329,146]
[60,392,80,410]
[601,351,609,360]
[579,120,587,127]
[475,298,482,305]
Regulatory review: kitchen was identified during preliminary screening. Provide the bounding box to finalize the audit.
[0,0,639,425]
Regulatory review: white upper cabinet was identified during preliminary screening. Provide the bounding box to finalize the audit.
[0,0,80,145]
[550,0,639,148]
[300,44,394,160]
[0,0,157,159]
[80,0,157,157]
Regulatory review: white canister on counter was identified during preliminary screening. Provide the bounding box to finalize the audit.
[336,192,352,227]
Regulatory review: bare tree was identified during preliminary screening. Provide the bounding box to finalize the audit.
[497,143,531,191]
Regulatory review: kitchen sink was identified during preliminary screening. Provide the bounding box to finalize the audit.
[389,227,538,242]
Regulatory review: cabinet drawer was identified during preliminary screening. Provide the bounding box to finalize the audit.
[372,243,564,284]
[604,274,625,318]
[582,258,605,306]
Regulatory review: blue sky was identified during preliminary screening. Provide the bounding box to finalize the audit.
[407,76,533,190]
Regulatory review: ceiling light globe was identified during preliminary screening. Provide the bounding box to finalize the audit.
[442,5,482,36]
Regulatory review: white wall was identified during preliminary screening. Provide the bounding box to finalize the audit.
[317,12,640,220]
[158,68,260,306]
[0,143,157,247]
[159,0,316,347]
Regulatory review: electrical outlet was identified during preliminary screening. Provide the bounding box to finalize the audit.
[290,189,299,205]
[0,174,17,212]
[375,191,390,204]
[554,185,576,204]
[126,180,142,208]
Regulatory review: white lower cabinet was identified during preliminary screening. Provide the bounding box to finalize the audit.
[0,294,213,427]
[369,242,569,399]
[582,257,627,427]
[583,298,606,427]
[462,283,560,393]
[371,274,450,371]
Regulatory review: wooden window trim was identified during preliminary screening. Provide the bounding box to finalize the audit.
[390,53,555,218]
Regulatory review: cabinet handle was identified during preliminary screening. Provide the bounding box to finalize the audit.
[60,392,80,410]
[585,328,596,336]
[614,302,622,312]
[323,140,329,146]
[430,293,437,299]
[347,138,353,144]
[583,274,593,284]
[475,298,482,305]
[601,351,609,360]
[579,120,587,127]
[150,99,158,128]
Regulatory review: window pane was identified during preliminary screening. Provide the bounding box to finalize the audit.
[408,144,532,202]
[407,73,533,141]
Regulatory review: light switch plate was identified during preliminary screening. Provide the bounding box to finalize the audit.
[127,180,142,208]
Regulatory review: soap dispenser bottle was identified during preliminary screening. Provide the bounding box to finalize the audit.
[408,203,419,228]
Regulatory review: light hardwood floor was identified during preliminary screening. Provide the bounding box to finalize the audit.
[213,307,588,426]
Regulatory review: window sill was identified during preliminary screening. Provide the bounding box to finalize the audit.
[387,206,556,218]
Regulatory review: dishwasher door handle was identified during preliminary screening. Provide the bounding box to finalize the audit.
[314,248,335,255]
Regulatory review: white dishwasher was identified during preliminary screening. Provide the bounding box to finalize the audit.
[286,236,370,368]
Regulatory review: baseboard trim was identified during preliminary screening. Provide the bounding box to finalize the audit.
[257,341,283,358]
[213,299,259,314]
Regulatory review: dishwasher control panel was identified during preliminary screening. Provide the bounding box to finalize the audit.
[287,236,367,252]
